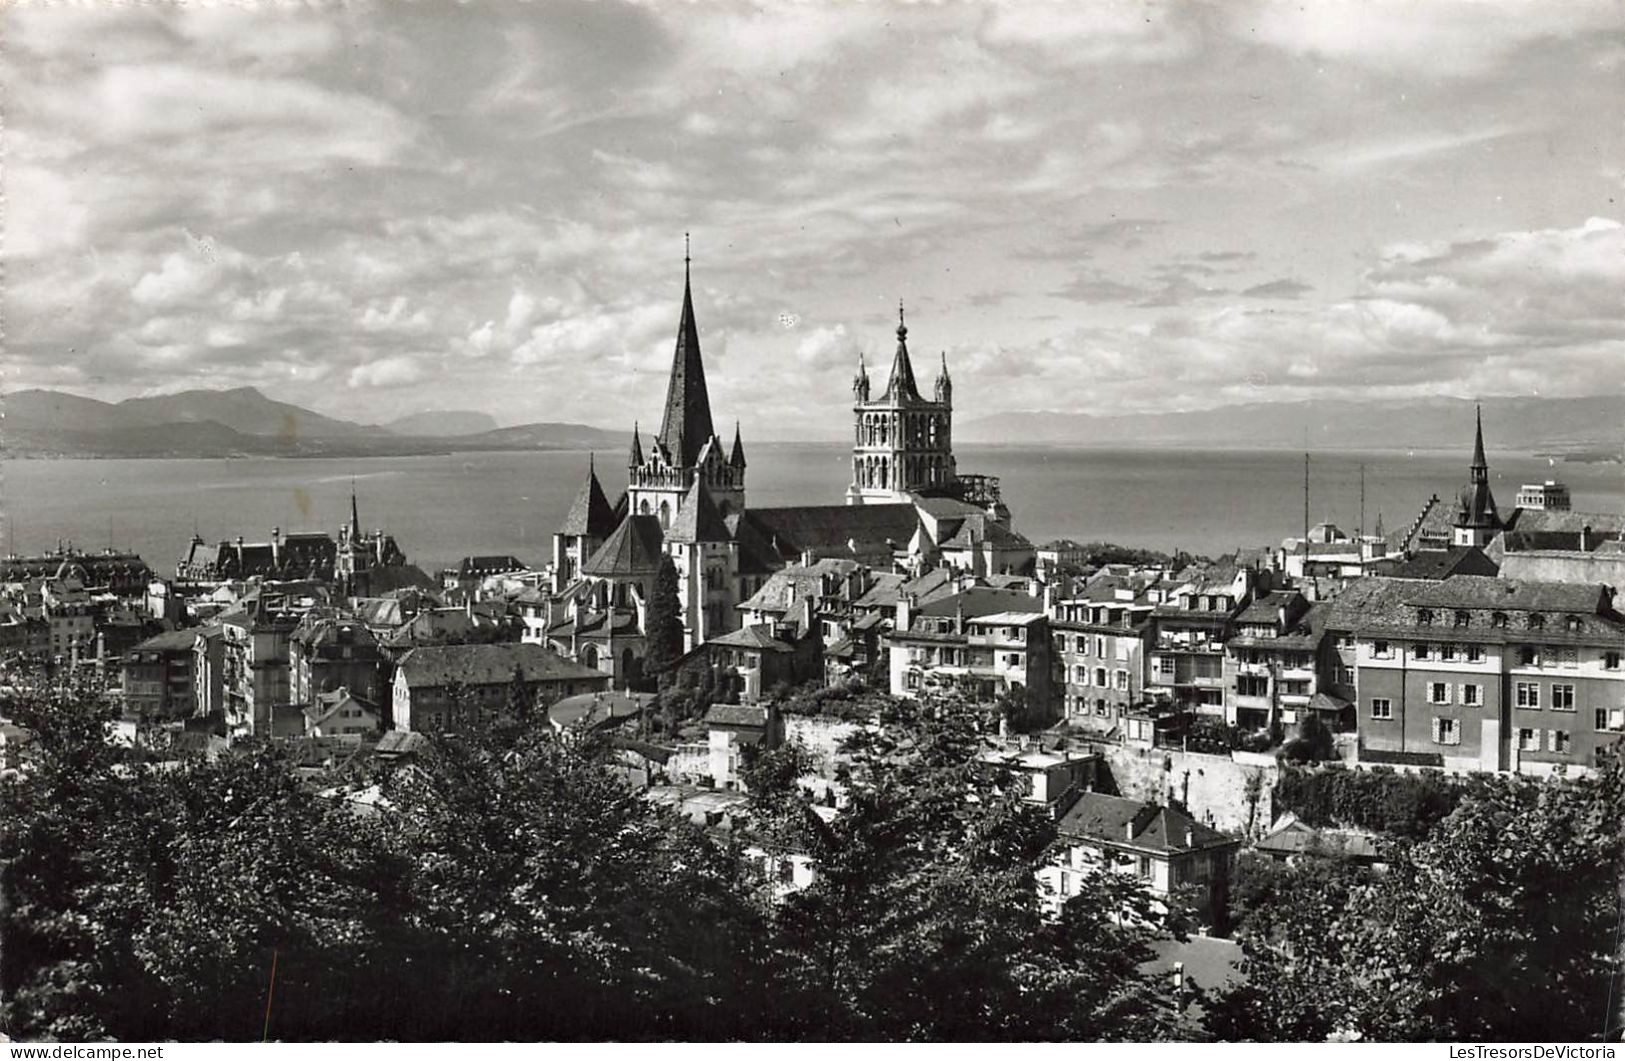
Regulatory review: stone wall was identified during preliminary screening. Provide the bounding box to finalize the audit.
[783,715,863,775]
[1095,743,1277,837]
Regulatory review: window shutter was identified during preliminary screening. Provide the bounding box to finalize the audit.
[1545,729,1556,751]
[1431,717,1442,743]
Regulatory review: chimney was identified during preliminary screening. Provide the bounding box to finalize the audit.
[271,526,282,566]
[1185,826,1194,848]
[1125,819,1136,840]
[1581,524,1592,551]
[235,535,245,566]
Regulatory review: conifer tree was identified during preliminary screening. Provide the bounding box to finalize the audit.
[645,555,685,686]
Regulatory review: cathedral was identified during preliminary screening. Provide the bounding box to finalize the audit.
[540,254,1031,688]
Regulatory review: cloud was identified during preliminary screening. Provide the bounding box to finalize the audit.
[1243,279,1313,299]
[348,355,426,389]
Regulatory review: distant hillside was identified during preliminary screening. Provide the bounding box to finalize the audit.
[957,395,1625,455]
[1,387,624,458]
[385,410,500,437]
[455,422,626,450]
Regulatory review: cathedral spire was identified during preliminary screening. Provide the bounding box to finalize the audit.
[657,238,715,468]
[349,479,361,540]
[880,299,923,402]
[628,422,644,467]
[730,420,747,469]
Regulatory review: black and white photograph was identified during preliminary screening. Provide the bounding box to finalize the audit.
[2,0,1624,1046]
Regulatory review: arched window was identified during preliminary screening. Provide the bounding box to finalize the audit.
[638,499,651,515]
[659,500,671,529]
[581,643,599,668]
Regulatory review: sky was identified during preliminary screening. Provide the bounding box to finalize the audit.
[6,0,1625,438]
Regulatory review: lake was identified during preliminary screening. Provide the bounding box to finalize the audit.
[3,444,1620,577]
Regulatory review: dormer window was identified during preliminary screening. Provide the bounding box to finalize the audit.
[1417,608,1435,625]
[1528,614,1545,631]
[1454,611,1471,628]
[1491,612,1508,629]
[1567,615,1584,633]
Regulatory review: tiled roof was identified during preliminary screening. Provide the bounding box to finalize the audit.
[704,703,769,728]
[742,504,921,562]
[917,587,1043,620]
[582,515,666,577]
[708,624,794,652]
[1404,574,1607,613]
[559,463,618,539]
[878,315,924,403]
[374,730,430,756]
[1322,577,1419,631]
[130,627,204,653]
[397,642,604,688]
[1372,547,1498,580]
[666,479,732,544]
[1057,791,1236,854]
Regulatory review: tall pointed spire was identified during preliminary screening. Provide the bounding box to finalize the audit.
[657,235,715,468]
[1470,403,1488,481]
[880,299,923,402]
[628,421,644,467]
[730,420,747,469]
[561,457,615,538]
[349,479,361,540]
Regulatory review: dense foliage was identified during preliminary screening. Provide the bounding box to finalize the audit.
[1273,764,1502,839]
[643,555,685,687]
[1212,757,1625,1041]
[1,679,1186,1042]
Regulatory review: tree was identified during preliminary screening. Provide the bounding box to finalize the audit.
[741,694,1185,1040]
[1210,756,1625,1041]
[644,556,685,687]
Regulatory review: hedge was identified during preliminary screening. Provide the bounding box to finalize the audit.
[1272,764,1503,839]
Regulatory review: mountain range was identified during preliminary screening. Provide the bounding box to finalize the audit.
[2,387,1620,460]
[956,395,1625,457]
[0,387,623,459]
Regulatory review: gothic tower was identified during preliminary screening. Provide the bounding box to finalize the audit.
[847,303,956,505]
[626,246,746,527]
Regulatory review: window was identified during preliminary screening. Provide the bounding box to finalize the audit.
[1095,667,1108,687]
[1528,614,1545,630]
[1428,682,1451,705]
[1552,684,1576,711]
[1432,717,1460,745]
[1567,615,1584,633]
[777,859,795,885]
[1371,698,1393,720]
[1516,682,1540,708]
[1553,646,1578,669]
[1373,640,1392,660]
[1451,610,1468,627]
[1491,612,1508,629]
[1606,651,1621,671]
[1440,643,1458,662]
[1594,708,1623,732]
[1096,637,1107,657]
[905,671,921,691]
[1136,855,1152,880]
[1518,727,1540,752]
[1462,684,1480,706]
[1336,666,1355,685]
[1074,666,1089,685]
[1238,675,1268,698]
[1115,669,1129,690]
[1418,608,1435,625]
[1156,657,1174,677]
[1415,643,1431,661]
[1550,730,1572,755]
[1466,644,1484,663]
[1096,699,1109,717]
[1519,645,1540,667]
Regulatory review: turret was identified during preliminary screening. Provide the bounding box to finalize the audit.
[729,421,747,470]
[628,422,644,468]
[853,352,871,403]
[934,351,952,405]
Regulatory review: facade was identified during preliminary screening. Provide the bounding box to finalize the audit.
[1515,480,1572,512]
[289,614,384,706]
[888,588,1055,710]
[391,641,609,733]
[1146,566,1255,715]
[121,628,201,721]
[1041,792,1240,920]
[1049,570,1156,732]
[0,547,153,596]
[847,305,957,505]
[177,491,408,588]
[1222,591,1330,731]
[1349,576,1625,774]
[301,688,380,739]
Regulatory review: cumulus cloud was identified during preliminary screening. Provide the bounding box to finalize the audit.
[348,355,426,389]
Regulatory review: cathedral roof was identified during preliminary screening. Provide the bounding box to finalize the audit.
[582,515,666,578]
[667,479,732,544]
[628,423,644,467]
[729,422,747,469]
[559,459,617,539]
[656,265,716,469]
[879,303,925,403]
[742,503,922,564]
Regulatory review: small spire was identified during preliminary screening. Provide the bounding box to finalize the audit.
[684,232,691,282]
[730,420,747,470]
[897,299,907,340]
[939,351,950,378]
[629,421,644,467]
[349,478,361,540]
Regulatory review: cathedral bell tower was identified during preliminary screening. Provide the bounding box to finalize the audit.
[625,240,746,526]
[847,302,956,505]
